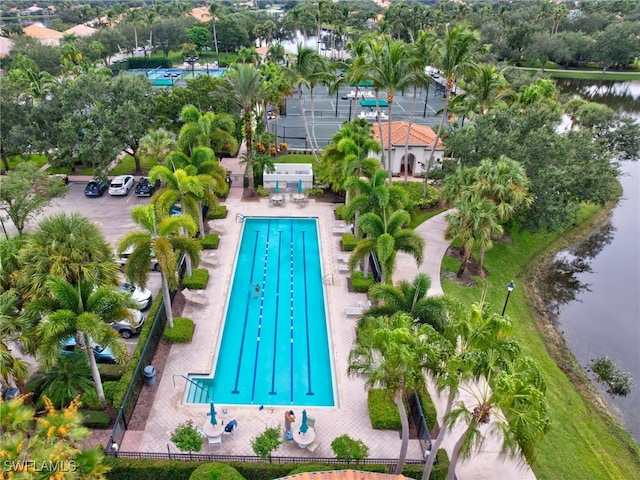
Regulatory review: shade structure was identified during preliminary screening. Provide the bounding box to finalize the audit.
[300,409,309,433]
[275,180,279,194]
[209,402,217,426]
[297,179,302,193]
[350,81,374,87]
[360,99,388,108]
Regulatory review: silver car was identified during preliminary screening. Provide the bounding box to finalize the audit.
[108,175,135,196]
[110,309,145,339]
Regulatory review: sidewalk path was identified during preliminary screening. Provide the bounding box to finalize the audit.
[394,211,537,480]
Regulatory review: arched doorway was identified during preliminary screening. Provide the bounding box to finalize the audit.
[399,153,416,176]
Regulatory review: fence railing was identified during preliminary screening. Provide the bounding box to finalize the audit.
[407,392,433,458]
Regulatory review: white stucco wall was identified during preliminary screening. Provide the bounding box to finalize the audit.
[263,163,313,190]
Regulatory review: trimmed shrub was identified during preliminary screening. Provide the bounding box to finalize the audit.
[335,205,346,220]
[401,449,450,480]
[103,381,119,404]
[351,271,374,293]
[330,434,370,463]
[80,389,101,410]
[208,205,228,219]
[341,233,357,251]
[97,364,125,381]
[79,409,111,428]
[256,186,269,197]
[200,233,220,250]
[306,187,323,196]
[103,458,200,480]
[164,317,195,343]
[182,269,209,289]
[287,464,336,475]
[393,179,441,209]
[368,389,400,429]
[189,463,245,480]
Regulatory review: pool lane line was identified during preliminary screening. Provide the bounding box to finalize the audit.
[301,230,314,396]
[232,228,260,395]
[251,220,271,403]
[269,230,283,395]
[289,220,295,404]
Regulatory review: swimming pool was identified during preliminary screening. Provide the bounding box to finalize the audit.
[124,67,227,87]
[186,217,335,407]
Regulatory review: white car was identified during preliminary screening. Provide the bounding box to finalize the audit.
[120,282,152,310]
[108,175,135,196]
[115,246,160,272]
[110,309,145,339]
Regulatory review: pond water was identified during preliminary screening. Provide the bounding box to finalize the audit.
[545,79,640,442]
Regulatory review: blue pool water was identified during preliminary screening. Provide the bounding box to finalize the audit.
[186,217,335,407]
[124,67,227,87]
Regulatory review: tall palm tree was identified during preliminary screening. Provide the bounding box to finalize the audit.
[349,210,424,285]
[126,8,142,51]
[209,2,221,64]
[117,204,200,328]
[349,312,449,474]
[368,274,454,333]
[424,24,483,191]
[0,236,23,292]
[455,64,511,117]
[0,290,30,386]
[445,196,502,277]
[17,213,118,300]
[177,105,237,157]
[212,64,268,195]
[27,277,132,407]
[139,128,177,167]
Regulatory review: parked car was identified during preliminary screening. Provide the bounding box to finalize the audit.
[108,175,135,196]
[135,177,160,197]
[84,178,108,197]
[115,246,160,272]
[110,309,145,338]
[120,282,152,310]
[60,337,116,364]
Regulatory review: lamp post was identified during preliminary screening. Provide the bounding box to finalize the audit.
[185,56,198,78]
[501,281,515,316]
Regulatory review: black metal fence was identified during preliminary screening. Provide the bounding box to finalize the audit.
[407,392,433,459]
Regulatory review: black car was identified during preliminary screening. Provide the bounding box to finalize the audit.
[135,177,160,197]
[84,178,108,197]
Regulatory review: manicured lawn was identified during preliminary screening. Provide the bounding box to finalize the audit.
[109,155,158,176]
[440,203,640,480]
[408,208,446,229]
[275,154,316,164]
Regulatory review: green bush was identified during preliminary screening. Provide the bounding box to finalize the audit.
[306,187,324,196]
[368,389,400,429]
[97,363,125,381]
[164,317,195,343]
[341,233,357,251]
[79,409,111,428]
[351,271,374,293]
[182,268,209,289]
[103,458,200,480]
[171,419,204,453]
[330,434,370,462]
[393,180,441,209]
[103,381,119,404]
[401,449,450,480]
[200,233,220,250]
[189,463,245,480]
[256,186,269,197]
[251,426,282,459]
[287,464,336,475]
[80,389,101,410]
[208,205,228,219]
[335,205,346,220]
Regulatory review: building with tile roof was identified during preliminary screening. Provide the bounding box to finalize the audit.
[23,22,63,46]
[371,121,445,177]
[0,36,14,57]
[64,24,97,37]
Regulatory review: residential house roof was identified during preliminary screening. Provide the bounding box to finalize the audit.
[0,36,14,57]
[372,121,444,148]
[191,6,211,22]
[64,24,97,37]
[23,22,63,45]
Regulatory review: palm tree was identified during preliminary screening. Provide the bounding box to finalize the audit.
[445,197,502,277]
[27,277,132,407]
[0,290,30,386]
[267,43,286,64]
[143,8,157,52]
[139,128,177,167]
[424,24,483,191]
[209,2,221,64]
[349,210,424,285]
[117,204,200,328]
[126,8,142,52]
[177,105,237,157]
[368,274,454,332]
[29,352,94,409]
[0,236,23,292]
[454,64,511,117]
[212,63,269,195]
[348,312,449,474]
[17,213,118,300]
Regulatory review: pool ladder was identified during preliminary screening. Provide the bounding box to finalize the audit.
[235,213,245,223]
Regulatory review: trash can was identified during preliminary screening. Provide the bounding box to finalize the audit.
[143,365,157,386]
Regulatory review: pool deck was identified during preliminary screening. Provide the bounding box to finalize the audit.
[121,148,536,479]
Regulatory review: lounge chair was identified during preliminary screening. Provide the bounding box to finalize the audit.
[306,441,320,453]
[182,288,209,306]
[332,224,353,234]
[337,263,351,272]
[345,300,371,316]
[336,252,351,262]
[207,435,222,450]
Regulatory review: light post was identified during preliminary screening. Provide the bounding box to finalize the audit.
[501,281,515,316]
[185,56,198,78]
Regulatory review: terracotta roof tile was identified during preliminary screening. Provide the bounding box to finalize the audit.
[23,23,63,40]
[372,121,443,148]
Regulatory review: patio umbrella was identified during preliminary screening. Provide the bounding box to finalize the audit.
[300,409,309,433]
[209,402,217,426]
[297,179,302,194]
[275,180,279,194]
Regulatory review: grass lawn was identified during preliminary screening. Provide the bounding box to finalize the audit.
[275,154,316,164]
[109,155,158,176]
[440,203,640,479]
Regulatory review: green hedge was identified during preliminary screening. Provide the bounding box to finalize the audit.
[98,364,125,381]
[393,180,440,209]
[401,450,449,480]
[79,409,111,428]
[368,389,401,429]
[417,386,438,434]
[189,463,244,480]
[112,293,163,409]
[200,233,219,250]
[164,317,195,343]
[335,205,346,220]
[182,269,209,289]
[286,464,336,475]
[208,205,228,219]
[341,233,357,251]
[103,459,200,480]
[351,271,374,293]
